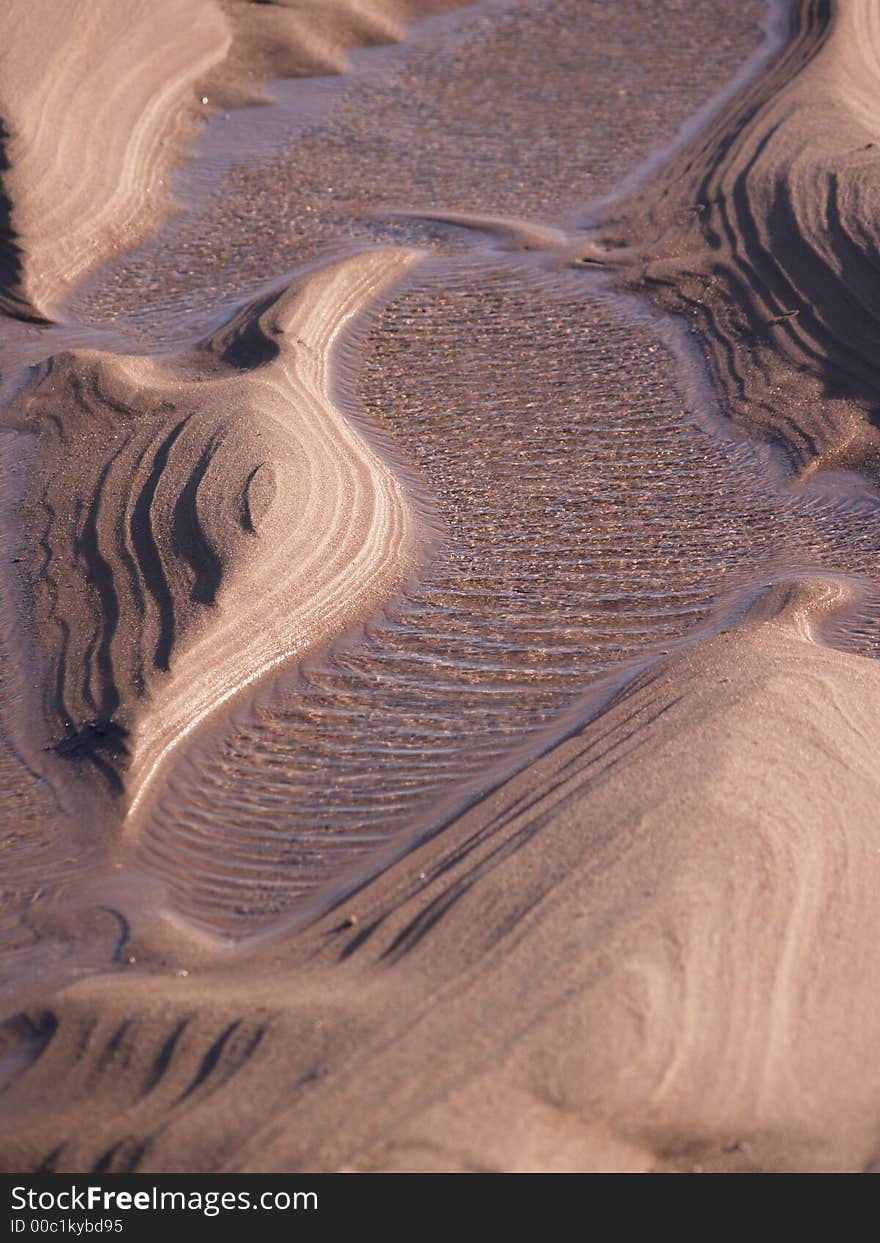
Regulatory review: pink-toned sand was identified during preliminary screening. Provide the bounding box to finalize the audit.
[3,0,880,1173]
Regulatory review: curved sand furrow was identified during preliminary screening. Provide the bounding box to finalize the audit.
[129,239,880,938]
[6,0,880,1176]
[0,0,231,322]
[6,247,423,814]
[596,0,880,479]
[6,580,880,1172]
[0,0,470,321]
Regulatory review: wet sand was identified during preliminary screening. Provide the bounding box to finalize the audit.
[3,0,880,1173]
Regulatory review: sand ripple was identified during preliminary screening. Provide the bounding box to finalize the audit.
[602,0,880,478]
[6,250,421,812]
[133,258,880,933]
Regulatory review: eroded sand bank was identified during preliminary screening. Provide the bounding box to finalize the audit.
[2,0,880,1173]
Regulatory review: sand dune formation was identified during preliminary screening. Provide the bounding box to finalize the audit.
[2,0,880,1172]
[0,0,463,320]
[8,248,420,811]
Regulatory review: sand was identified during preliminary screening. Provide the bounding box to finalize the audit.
[596,0,880,480]
[0,0,463,320]
[7,249,420,815]
[5,583,880,1173]
[2,0,880,1173]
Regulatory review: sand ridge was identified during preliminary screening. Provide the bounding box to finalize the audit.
[593,0,880,479]
[3,579,880,1172]
[5,248,424,815]
[0,0,470,321]
[2,0,880,1175]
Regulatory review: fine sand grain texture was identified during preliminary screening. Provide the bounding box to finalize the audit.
[597,0,880,479]
[4,0,880,1175]
[3,585,880,1173]
[5,249,422,812]
[0,0,468,320]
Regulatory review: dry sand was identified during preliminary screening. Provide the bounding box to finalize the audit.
[0,0,463,320]
[7,248,421,813]
[2,0,880,1173]
[5,583,880,1173]
[596,0,880,479]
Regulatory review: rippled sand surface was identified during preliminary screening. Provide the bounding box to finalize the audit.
[1,0,770,938]
[6,0,880,1175]
[140,255,880,932]
[75,0,769,340]
[73,0,776,931]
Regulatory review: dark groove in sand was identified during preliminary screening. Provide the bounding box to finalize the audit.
[8,0,880,1174]
[6,249,423,817]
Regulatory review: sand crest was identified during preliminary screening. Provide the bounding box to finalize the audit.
[7,249,421,811]
[599,0,880,479]
[0,0,467,320]
[4,581,880,1173]
[3,0,880,1176]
